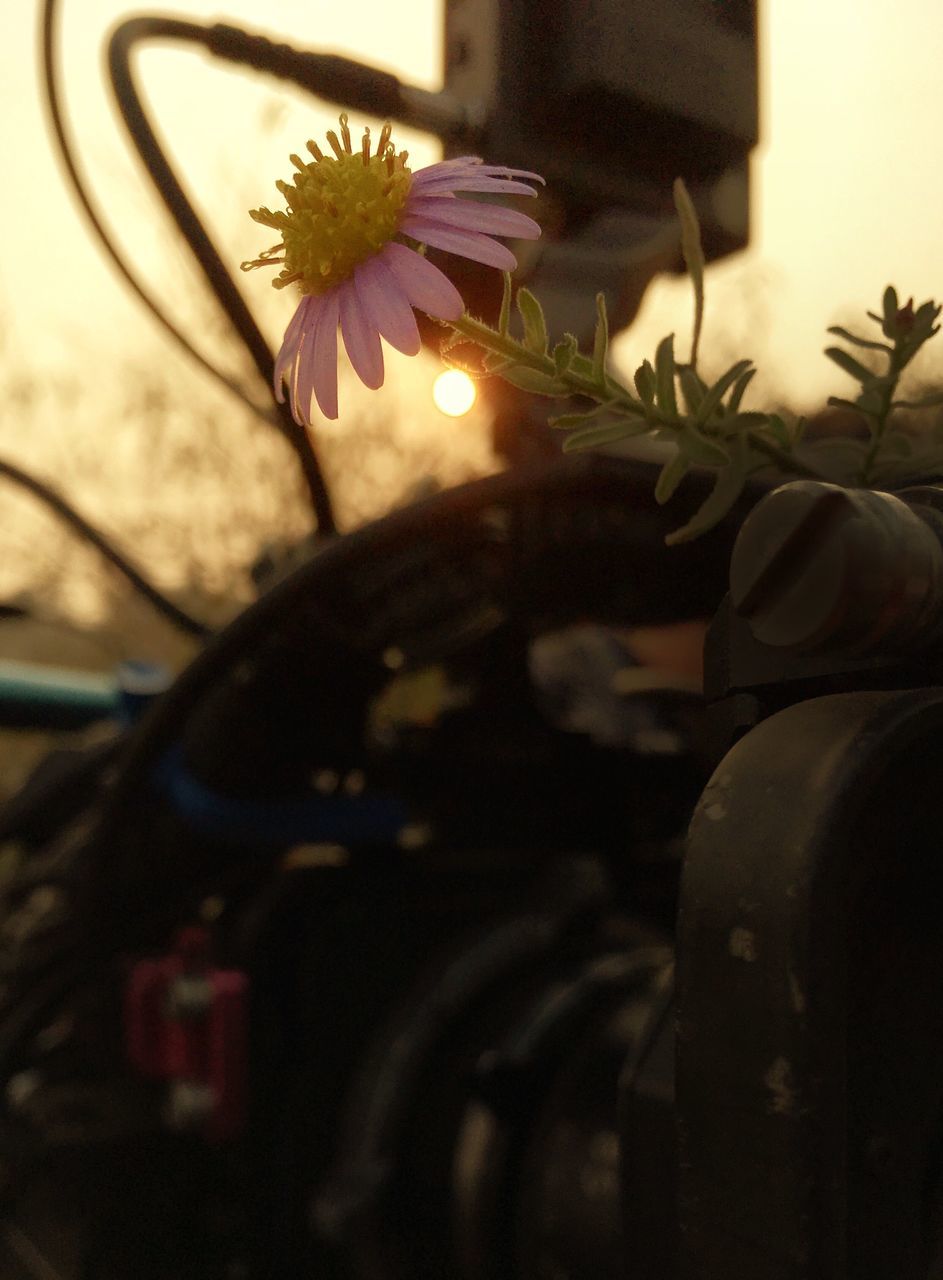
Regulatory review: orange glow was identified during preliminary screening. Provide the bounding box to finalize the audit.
[432,369,477,417]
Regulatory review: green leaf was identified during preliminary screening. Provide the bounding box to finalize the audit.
[654,449,690,504]
[914,299,941,325]
[549,401,619,429]
[500,365,566,396]
[673,178,704,369]
[593,293,610,383]
[566,351,597,380]
[678,366,706,415]
[678,423,728,466]
[766,413,790,446]
[726,366,756,415]
[634,360,657,407]
[881,285,900,338]
[825,395,862,412]
[498,272,512,336]
[824,346,877,384]
[696,358,754,424]
[664,439,751,544]
[517,288,548,355]
[553,334,579,376]
[898,302,943,365]
[439,329,466,356]
[725,411,770,431]
[483,350,513,373]
[440,350,480,376]
[825,325,892,353]
[911,300,942,341]
[562,420,650,451]
[654,335,678,416]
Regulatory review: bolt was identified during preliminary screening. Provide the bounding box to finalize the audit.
[729,480,943,652]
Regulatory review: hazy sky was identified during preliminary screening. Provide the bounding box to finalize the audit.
[625,0,943,408]
[3,0,441,373]
[5,1,943,413]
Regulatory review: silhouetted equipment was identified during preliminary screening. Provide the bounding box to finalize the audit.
[444,0,756,244]
[29,5,943,1280]
[5,445,943,1277]
[684,477,943,1279]
[442,0,758,458]
[729,480,943,653]
[0,456,752,1278]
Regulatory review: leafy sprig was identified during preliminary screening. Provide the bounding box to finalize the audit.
[823,287,942,483]
[443,179,943,543]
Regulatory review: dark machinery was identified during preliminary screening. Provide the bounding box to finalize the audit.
[5,455,943,1279]
[678,478,943,1279]
[20,2,943,1278]
[0,455,747,1279]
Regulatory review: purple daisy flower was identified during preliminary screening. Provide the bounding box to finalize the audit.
[242,114,543,422]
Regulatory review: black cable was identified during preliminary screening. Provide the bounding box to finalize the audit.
[107,16,336,535]
[0,455,212,640]
[38,0,268,427]
[39,0,335,533]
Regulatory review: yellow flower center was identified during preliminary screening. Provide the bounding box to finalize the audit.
[242,115,412,296]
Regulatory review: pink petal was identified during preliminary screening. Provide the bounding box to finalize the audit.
[289,321,317,424]
[310,291,340,420]
[274,295,314,404]
[291,324,324,424]
[411,158,544,193]
[405,196,540,240]
[285,340,299,414]
[410,175,541,197]
[287,337,306,421]
[339,279,384,390]
[354,256,421,356]
[382,243,464,321]
[399,217,518,270]
[473,163,544,184]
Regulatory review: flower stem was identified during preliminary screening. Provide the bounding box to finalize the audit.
[860,347,904,485]
[450,313,832,484]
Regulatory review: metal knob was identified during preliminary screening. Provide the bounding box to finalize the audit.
[729,480,943,652]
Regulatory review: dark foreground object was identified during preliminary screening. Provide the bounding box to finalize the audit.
[0,457,941,1278]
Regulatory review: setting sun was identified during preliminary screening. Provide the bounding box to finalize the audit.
[432,368,477,417]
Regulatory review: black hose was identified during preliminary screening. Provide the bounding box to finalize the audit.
[107,16,336,535]
[0,455,212,640]
[38,0,269,426]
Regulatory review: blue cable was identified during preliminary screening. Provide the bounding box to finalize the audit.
[157,747,409,846]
